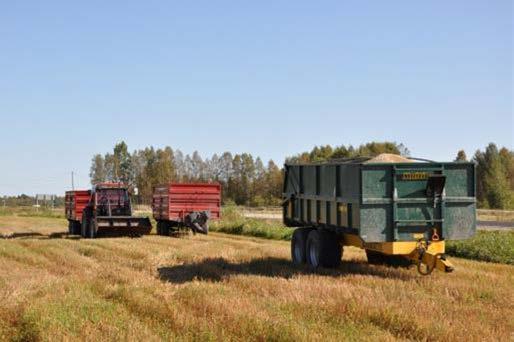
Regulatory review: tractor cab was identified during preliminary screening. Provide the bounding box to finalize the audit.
[93,183,131,217]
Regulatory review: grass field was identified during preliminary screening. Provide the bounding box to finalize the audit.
[0,214,513,341]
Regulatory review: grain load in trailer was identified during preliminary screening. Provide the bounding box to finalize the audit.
[283,154,477,275]
[152,183,221,235]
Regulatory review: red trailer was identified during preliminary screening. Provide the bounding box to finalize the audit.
[65,190,91,234]
[152,183,221,235]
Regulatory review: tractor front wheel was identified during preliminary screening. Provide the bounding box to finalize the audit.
[81,214,88,238]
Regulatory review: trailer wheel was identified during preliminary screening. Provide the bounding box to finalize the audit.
[68,221,73,235]
[156,221,170,236]
[291,228,312,265]
[161,222,170,236]
[306,229,342,269]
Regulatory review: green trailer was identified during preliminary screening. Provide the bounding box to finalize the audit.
[283,156,476,275]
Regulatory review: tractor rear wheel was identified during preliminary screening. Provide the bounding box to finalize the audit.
[70,221,80,235]
[81,213,89,238]
[88,219,97,239]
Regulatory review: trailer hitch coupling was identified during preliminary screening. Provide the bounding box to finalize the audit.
[186,211,210,235]
[412,239,454,276]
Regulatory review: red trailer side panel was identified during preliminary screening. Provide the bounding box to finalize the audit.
[152,183,221,222]
[65,190,91,222]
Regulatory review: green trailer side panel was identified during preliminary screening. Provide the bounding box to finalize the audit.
[285,165,299,195]
[444,164,474,197]
[340,165,362,202]
[445,202,476,240]
[360,205,390,241]
[283,161,476,244]
[361,167,392,199]
[303,166,316,195]
[320,165,336,197]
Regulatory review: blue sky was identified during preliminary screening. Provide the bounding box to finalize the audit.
[0,1,512,195]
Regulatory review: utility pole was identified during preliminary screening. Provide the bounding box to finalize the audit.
[71,171,75,190]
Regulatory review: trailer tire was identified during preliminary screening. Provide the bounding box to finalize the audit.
[291,228,312,265]
[156,221,169,236]
[161,222,170,236]
[68,221,74,235]
[306,229,342,269]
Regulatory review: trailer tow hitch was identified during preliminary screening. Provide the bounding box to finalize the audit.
[413,240,454,276]
[186,211,210,235]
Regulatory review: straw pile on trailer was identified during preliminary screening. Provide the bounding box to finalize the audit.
[364,153,412,163]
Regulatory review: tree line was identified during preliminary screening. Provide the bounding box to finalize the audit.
[455,144,514,209]
[89,142,282,206]
[0,195,65,208]
[89,141,514,209]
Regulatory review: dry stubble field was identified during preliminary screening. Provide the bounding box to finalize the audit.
[0,215,513,341]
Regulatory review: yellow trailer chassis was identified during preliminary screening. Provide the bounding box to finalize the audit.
[343,233,454,275]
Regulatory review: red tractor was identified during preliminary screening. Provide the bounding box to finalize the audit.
[65,183,152,238]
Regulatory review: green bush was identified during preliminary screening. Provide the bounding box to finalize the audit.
[210,206,292,240]
[446,231,514,265]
